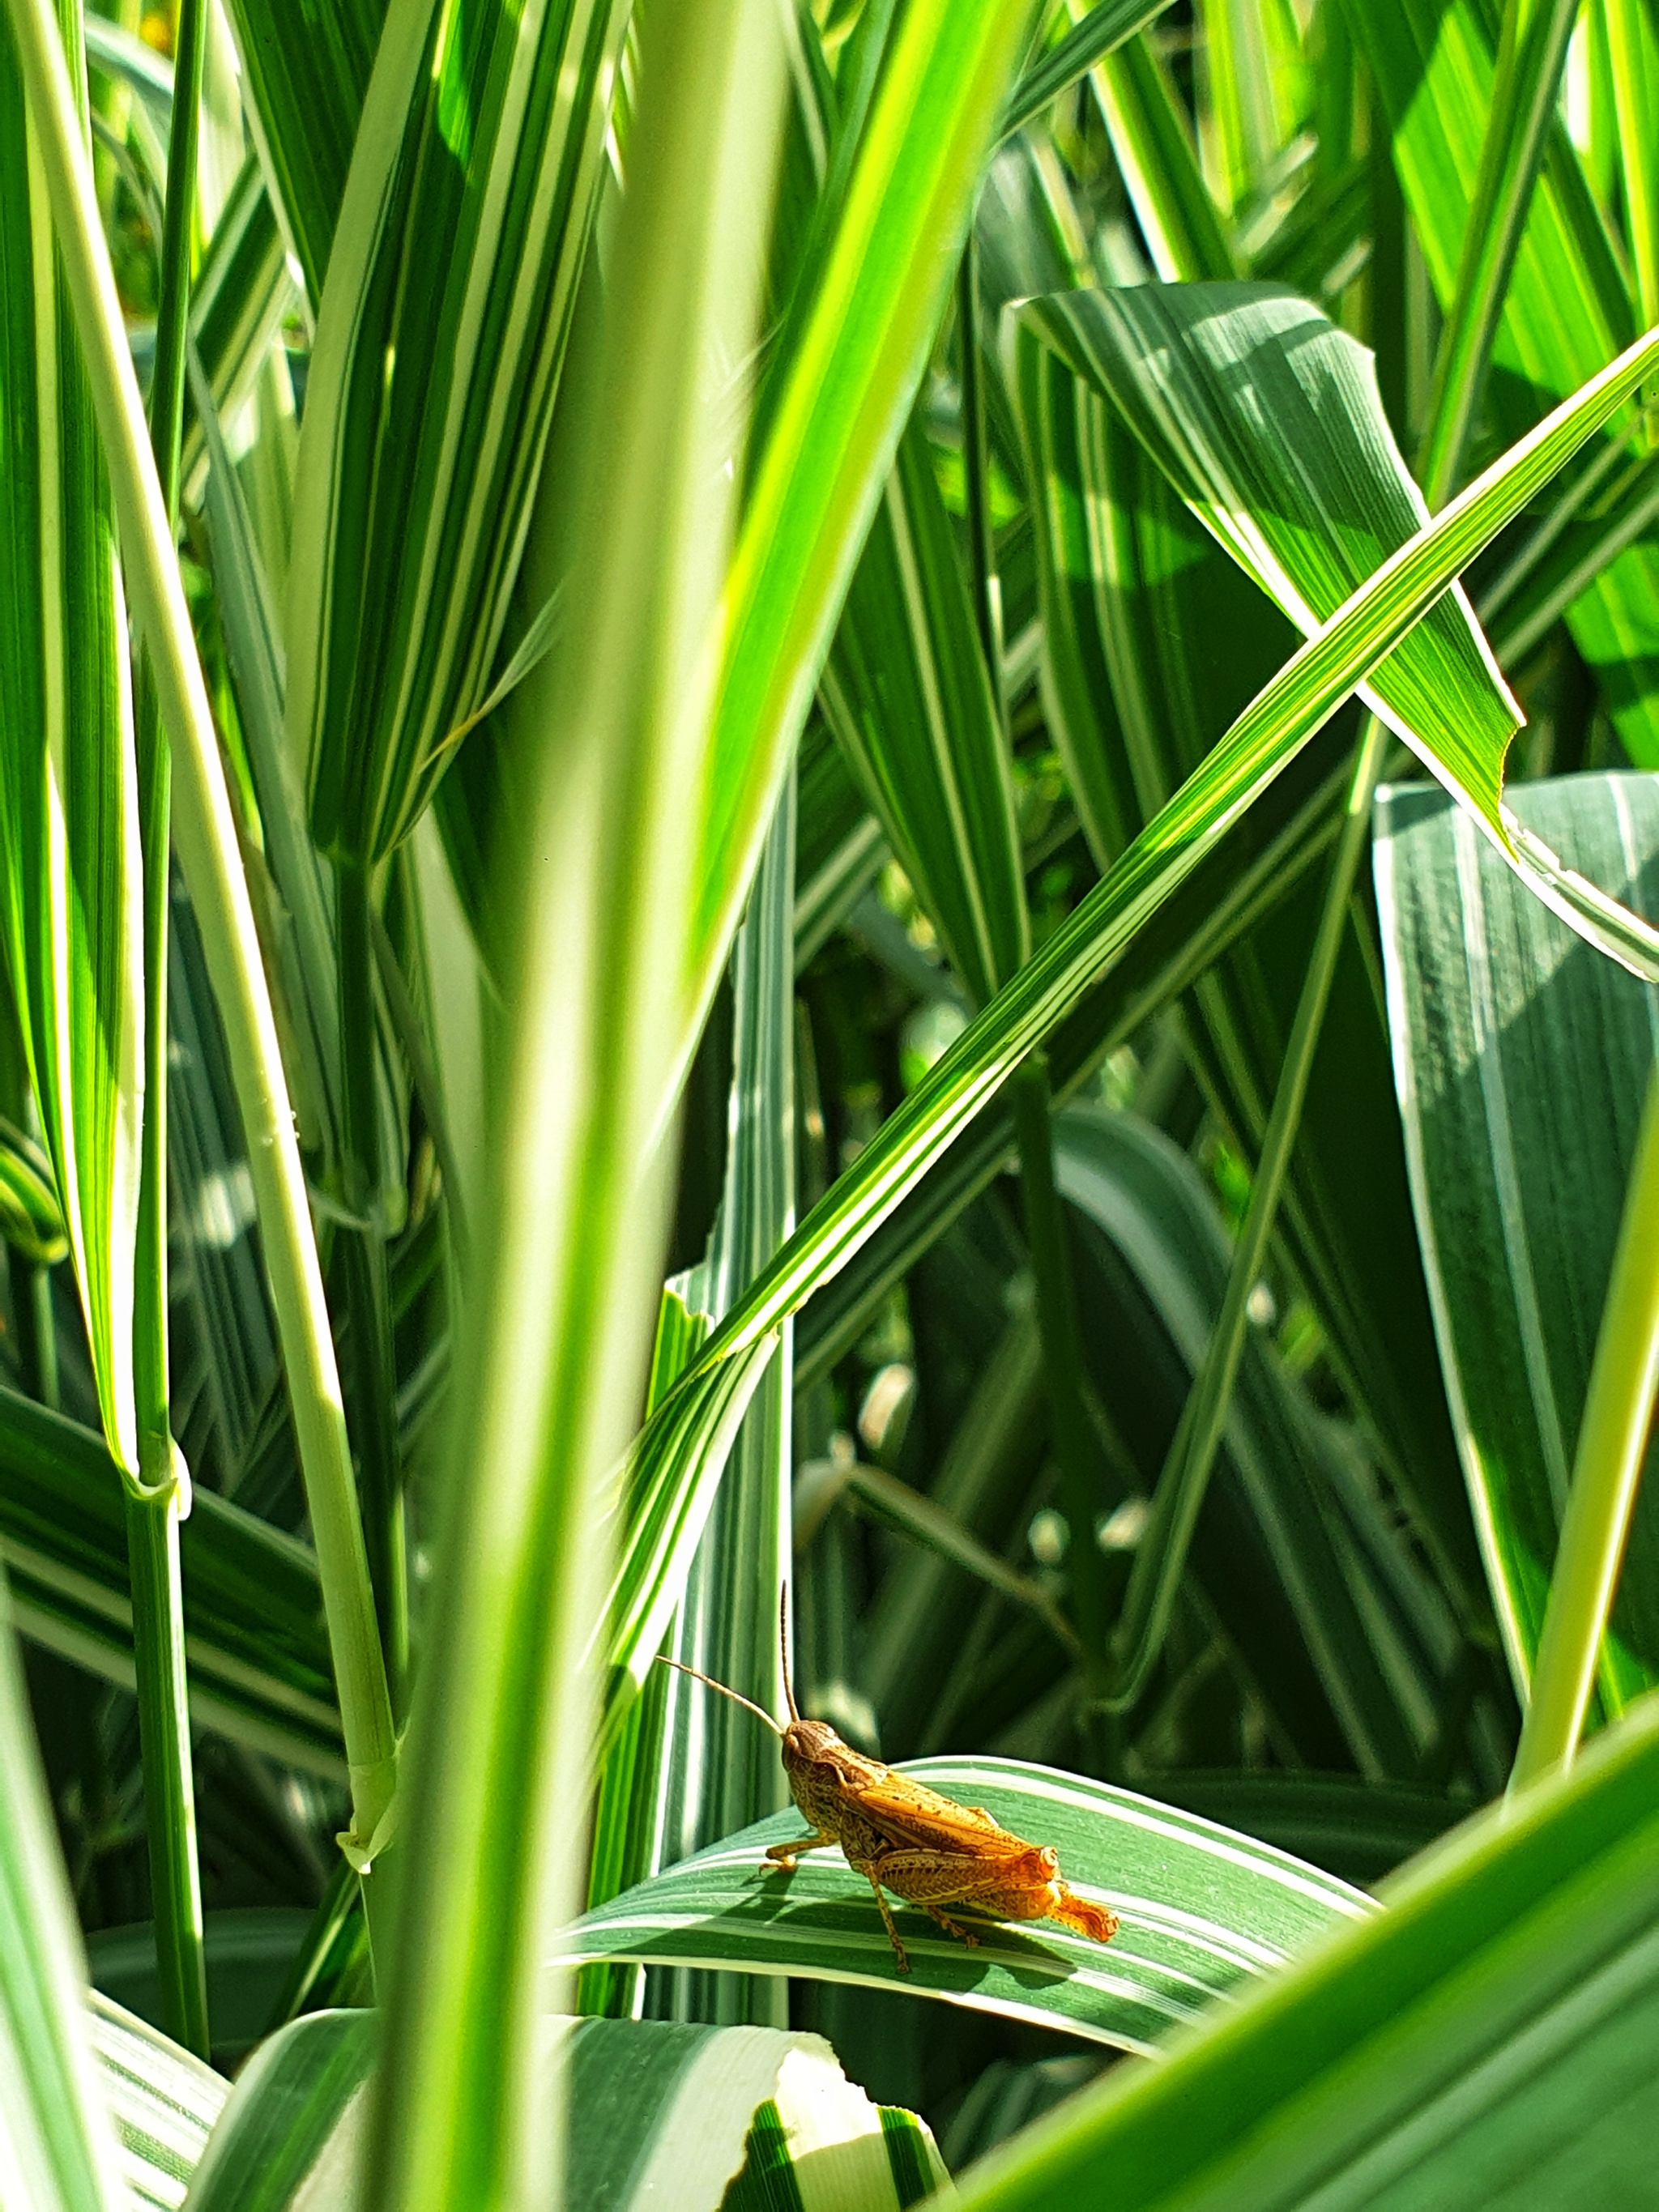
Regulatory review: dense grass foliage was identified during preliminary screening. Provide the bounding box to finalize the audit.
[0,0,1656,2206]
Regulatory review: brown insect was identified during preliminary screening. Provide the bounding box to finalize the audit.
[659,1600,1119,1973]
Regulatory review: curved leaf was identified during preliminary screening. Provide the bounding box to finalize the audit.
[89,1992,227,2212]
[1375,770,1659,1715]
[1014,285,1518,829]
[558,1758,1373,2054]
[180,2009,946,2212]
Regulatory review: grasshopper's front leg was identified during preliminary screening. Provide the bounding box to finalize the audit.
[765,1831,840,1874]
[767,1832,916,1971]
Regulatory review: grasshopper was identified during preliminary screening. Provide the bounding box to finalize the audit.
[659,1603,1119,1974]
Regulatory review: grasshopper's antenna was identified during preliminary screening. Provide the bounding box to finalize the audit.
[655,1654,785,1737]
[780,1583,800,1723]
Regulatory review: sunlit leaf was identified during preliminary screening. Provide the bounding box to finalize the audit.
[559,1758,1372,2053]
[1375,770,1659,1718]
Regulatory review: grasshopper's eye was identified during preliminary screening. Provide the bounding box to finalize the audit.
[1038,1847,1059,1876]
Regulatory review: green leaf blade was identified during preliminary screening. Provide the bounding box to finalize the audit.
[0,0,143,1478]
[1375,770,1659,1719]
[560,1758,1372,2054]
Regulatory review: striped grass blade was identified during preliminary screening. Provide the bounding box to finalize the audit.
[291,0,629,867]
[1375,771,1659,1720]
[558,1758,1373,2054]
[0,0,143,1479]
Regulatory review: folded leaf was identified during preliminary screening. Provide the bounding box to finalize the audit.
[177,2010,947,2211]
[1016,282,1659,974]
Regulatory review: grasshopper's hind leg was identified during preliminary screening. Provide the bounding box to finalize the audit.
[921,1903,979,1948]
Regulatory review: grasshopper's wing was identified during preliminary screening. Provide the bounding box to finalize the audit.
[850,1772,1029,1858]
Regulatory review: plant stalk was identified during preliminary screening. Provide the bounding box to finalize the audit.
[336,859,407,1709]
[5,0,398,1862]
[1107,717,1387,1711]
[126,0,209,2058]
[1510,1063,1659,1793]
[123,1490,209,2054]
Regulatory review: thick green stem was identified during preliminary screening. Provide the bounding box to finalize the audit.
[1510,1064,1659,1793]
[128,0,209,2057]
[336,859,407,1708]
[122,1488,208,2054]
[5,0,397,1860]
[1418,0,1580,508]
[1010,1055,1112,1669]
[1107,718,1388,1711]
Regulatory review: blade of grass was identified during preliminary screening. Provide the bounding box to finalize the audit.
[292,0,630,869]
[334,858,406,1707]
[362,1,790,2199]
[1511,1064,1659,1790]
[0,0,142,1481]
[578,1286,712,2022]
[657,771,797,2028]
[1605,0,1659,340]
[1085,25,1239,283]
[1418,0,1582,505]
[3,0,397,1865]
[687,0,1044,1090]
[1009,1056,1113,1678]
[999,0,1175,143]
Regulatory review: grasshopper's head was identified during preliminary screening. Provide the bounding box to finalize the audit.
[783,1717,842,1757]
[780,1717,849,1772]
